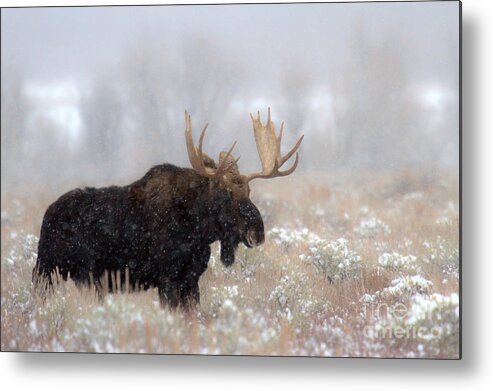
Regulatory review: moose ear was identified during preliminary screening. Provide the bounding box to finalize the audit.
[219,151,240,174]
[202,153,217,170]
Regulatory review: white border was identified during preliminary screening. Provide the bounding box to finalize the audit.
[2,0,492,389]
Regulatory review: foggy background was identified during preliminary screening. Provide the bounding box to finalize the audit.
[1,2,459,194]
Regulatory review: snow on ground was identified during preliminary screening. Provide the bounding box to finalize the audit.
[1,170,459,357]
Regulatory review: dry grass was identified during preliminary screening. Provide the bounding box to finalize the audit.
[1,169,459,357]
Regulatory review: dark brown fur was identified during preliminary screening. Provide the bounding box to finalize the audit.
[33,163,264,308]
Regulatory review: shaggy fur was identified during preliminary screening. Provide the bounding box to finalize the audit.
[33,163,264,308]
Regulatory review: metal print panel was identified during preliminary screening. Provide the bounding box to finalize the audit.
[1,1,461,358]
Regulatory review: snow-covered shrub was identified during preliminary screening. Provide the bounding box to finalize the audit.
[269,227,321,249]
[379,275,433,299]
[3,233,38,269]
[235,245,265,278]
[441,264,459,281]
[373,293,459,358]
[300,237,361,282]
[1,209,11,226]
[435,216,453,226]
[2,233,39,315]
[270,227,362,282]
[361,275,433,304]
[64,296,185,353]
[354,217,391,238]
[435,201,458,226]
[327,212,351,232]
[407,293,459,334]
[422,237,459,277]
[268,267,327,327]
[403,192,424,201]
[311,204,327,217]
[423,237,459,265]
[269,271,306,322]
[208,285,241,316]
[1,200,26,225]
[378,252,421,274]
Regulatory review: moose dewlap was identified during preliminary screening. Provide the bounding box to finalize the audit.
[33,108,304,309]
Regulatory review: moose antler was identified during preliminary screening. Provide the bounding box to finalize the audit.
[184,111,240,178]
[244,108,304,182]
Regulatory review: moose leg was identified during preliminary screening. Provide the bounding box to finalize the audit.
[177,246,209,309]
[158,281,180,309]
[189,283,200,305]
[32,264,54,303]
[177,281,200,310]
[93,280,107,303]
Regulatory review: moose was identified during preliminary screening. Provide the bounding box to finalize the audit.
[33,108,304,308]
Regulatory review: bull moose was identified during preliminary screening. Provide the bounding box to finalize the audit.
[33,108,304,308]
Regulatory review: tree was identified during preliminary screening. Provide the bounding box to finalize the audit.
[1,68,28,185]
[332,26,429,169]
[120,36,246,169]
[79,74,125,178]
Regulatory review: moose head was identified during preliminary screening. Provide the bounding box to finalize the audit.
[185,108,304,266]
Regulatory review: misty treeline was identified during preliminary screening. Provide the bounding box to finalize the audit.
[1,31,458,193]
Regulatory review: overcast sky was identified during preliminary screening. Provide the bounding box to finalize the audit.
[1,2,460,186]
[2,2,459,87]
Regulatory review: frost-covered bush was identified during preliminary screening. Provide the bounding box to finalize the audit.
[268,267,327,327]
[2,233,39,313]
[435,216,453,226]
[1,200,26,226]
[328,212,351,232]
[1,210,10,225]
[311,204,327,217]
[270,283,289,309]
[269,270,307,322]
[354,217,391,238]
[26,291,77,351]
[361,275,433,303]
[403,191,424,201]
[269,227,321,249]
[379,275,433,299]
[63,296,185,353]
[378,252,421,274]
[1,171,460,357]
[208,285,241,316]
[423,237,459,269]
[441,264,459,281]
[300,237,361,282]
[373,293,459,358]
[435,202,458,225]
[214,305,278,354]
[294,315,352,357]
[407,293,459,335]
[422,236,459,281]
[235,245,265,278]
[3,233,38,268]
[269,228,361,282]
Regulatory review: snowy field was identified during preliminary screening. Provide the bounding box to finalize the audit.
[1,170,459,357]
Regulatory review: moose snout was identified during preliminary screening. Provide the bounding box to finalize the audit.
[246,228,265,247]
[238,199,265,247]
